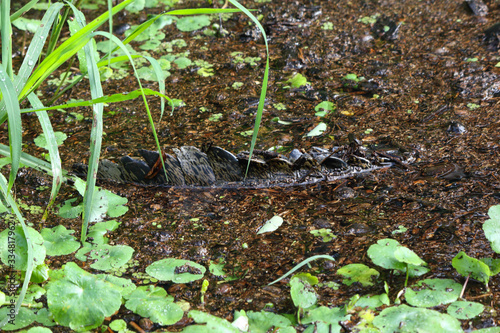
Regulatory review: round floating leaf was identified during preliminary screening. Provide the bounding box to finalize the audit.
[125,286,183,325]
[480,258,500,276]
[290,277,317,309]
[174,57,192,69]
[246,311,292,332]
[257,216,283,234]
[176,15,211,32]
[0,307,36,330]
[88,244,134,271]
[146,258,206,283]
[355,293,390,309]
[47,262,122,331]
[0,225,46,271]
[314,101,335,117]
[484,205,500,254]
[452,251,491,286]
[306,122,327,137]
[373,305,462,332]
[301,306,348,327]
[34,131,67,149]
[337,263,380,287]
[96,274,137,297]
[405,279,461,308]
[103,189,129,218]
[41,225,80,256]
[447,301,484,320]
[27,327,53,333]
[394,247,426,266]
[367,238,428,277]
[287,73,309,88]
[187,310,239,332]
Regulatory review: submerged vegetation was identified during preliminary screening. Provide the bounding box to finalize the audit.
[0,0,499,331]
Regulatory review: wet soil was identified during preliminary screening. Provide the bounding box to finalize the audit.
[3,0,500,331]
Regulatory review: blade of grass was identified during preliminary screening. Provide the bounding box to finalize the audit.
[0,3,63,125]
[23,88,171,113]
[27,93,63,222]
[0,143,65,177]
[0,175,34,329]
[17,0,135,103]
[10,0,40,22]
[1,0,13,78]
[0,65,22,194]
[227,0,269,178]
[268,255,336,286]
[66,2,105,243]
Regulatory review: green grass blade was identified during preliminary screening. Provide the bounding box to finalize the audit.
[18,0,135,102]
[268,255,336,286]
[143,55,168,120]
[65,4,105,243]
[227,0,269,177]
[0,65,22,193]
[0,143,65,177]
[0,175,34,329]
[166,8,244,15]
[23,88,171,113]
[0,3,63,125]
[10,0,40,22]
[27,93,63,222]
[1,0,13,78]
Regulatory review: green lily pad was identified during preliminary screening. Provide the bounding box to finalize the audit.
[447,301,485,320]
[302,306,349,328]
[367,238,429,277]
[87,244,134,271]
[306,122,327,137]
[0,225,46,271]
[146,258,206,283]
[484,205,500,253]
[287,73,309,88]
[373,305,462,333]
[125,286,183,325]
[452,251,491,286]
[405,278,461,307]
[355,293,390,309]
[337,263,380,287]
[290,276,317,309]
[186,310,240,332]
[257,216,283,234]
[0,307,36,330]
[246,310,293,332]
[176,15,211,32]
[34,131,67,149]
[41,225,80,256]
[46,262,122,331]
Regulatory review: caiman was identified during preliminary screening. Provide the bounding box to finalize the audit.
[72,142,410,189]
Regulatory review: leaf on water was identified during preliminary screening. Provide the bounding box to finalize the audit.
[405,278,461,308]
[484,205,500,254]
[447,301,485,320]
[41,225,80,256]
[46,262,122,331]
[452,251,491,286]
[257,216,283,234]
[146,258,206,283]
[0,225,46,271]
[306,122,327,137]
[176,15,211,32]
[337,263,380,287]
